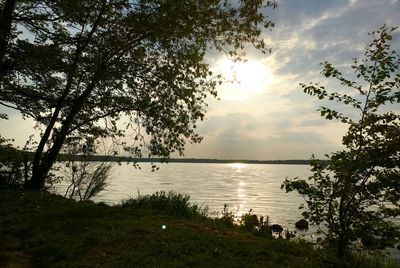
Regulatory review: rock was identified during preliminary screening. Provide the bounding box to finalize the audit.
[271,224,283,233]
[295,219,309,230]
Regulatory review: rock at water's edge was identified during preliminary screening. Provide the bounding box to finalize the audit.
[295,219,309,229]
[271,224,283,232]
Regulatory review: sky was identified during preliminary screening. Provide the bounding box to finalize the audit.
[182,0,400,160]
[1,0,400,160]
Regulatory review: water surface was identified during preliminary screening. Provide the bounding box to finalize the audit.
[92,163,311,229]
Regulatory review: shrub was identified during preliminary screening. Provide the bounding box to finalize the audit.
[60,138,112,201]
[121,191,207,218]
[0,137,30,185]
[63,162,112,201]
[240,210,272,237]
[241,209,259,231]
[213,204,236,228]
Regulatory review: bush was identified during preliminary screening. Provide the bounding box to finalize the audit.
[60,138,112,201]
[240,210,272,237]
[0,137,30,185]
[242,211,259,231]
[63,162,112,201]
[121,191,208,218]
[213,204,236,228]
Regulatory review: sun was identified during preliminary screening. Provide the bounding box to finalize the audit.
[216,58,272,100]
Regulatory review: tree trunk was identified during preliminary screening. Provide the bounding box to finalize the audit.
[337,233,348,259]
[26,3,108,189]
[29,76,76,189]
[23,153,28,184]
[337,204,349,259]
[29,36,89,189]
[25,166,46,189]
[27,72,101,189]
[0,0,17,76]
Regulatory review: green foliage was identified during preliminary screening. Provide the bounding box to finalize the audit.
[0,1,276,188]
[241,209,260,231]
[283,25,400,258]
[0,137,30,185]
[121,190,208,218]
[239,209,269,230]
[240,210,272,238]
[345,253,400,268]
[211,206,273,238]
[213,203,236,228]
[323,252,400,268]
[0,186,322,268]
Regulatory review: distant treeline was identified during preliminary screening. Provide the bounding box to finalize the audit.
[0,147,311,165]
[64,155,311,165]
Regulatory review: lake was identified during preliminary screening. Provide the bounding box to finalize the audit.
[58,162,311,231]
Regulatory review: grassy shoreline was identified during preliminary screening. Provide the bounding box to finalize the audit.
[0,186,323,267]
[0,186,398,267]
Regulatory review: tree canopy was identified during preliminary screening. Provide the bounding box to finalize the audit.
[0,0,276,188]
[283,25,400,258]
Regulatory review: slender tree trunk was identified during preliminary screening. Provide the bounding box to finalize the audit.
[29,72,79,188]
[28,72,101,189]
[23,153,28,184]
[29,36,89,189]
[27,1,108,189]
[337,232,348,259]
[337,194,349,259]
[0,0,17,76]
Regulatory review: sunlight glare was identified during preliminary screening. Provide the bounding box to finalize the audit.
[230,163,247,170]
[217,58,273,100]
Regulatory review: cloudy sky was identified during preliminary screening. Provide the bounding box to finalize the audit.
[1,0,400,160]
[182,0,400,160]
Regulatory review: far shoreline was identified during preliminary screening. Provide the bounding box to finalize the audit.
[68,156,312,165]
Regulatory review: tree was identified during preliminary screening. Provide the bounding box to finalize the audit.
[0,0,17,76]
[0,0,277,189]
[282,25,400,258]
[0,136,30,185]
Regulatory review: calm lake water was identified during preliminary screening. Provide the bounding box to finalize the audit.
[58,162,311,229]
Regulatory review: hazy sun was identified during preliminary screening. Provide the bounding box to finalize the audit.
[217,58,272,100]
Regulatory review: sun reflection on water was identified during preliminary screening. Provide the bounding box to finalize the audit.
[236,178,247,217]
[229,163,247,171]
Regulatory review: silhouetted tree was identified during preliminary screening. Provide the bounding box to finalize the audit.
[0,0,277,189]
[283,25,400,258]
[0,0,17,76]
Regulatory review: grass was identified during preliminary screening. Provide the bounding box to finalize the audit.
[1,185,399,267]
[340,253,400,268]
[0,185,326,267]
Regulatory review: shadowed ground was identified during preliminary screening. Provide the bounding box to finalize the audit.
[0,186,321,268]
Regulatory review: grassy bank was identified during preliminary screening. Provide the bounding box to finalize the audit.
[0,186,398,267]
[0,186,323,267]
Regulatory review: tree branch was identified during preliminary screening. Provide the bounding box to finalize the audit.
[0,100,36,118]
